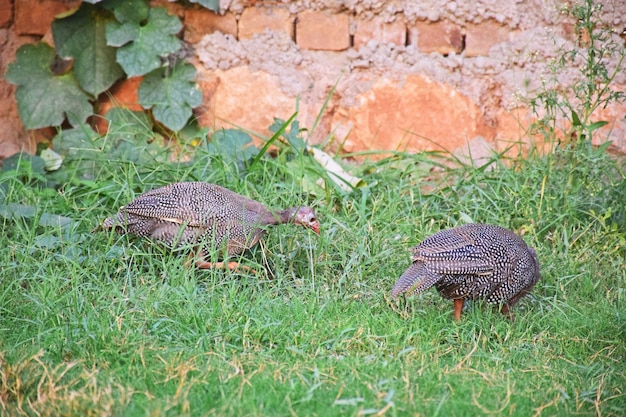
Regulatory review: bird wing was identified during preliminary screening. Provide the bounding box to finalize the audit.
[122,193,209,227]
[413,228,494,275]
[122,183,269,228]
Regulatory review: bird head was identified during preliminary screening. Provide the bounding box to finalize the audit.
[291,206,320,235]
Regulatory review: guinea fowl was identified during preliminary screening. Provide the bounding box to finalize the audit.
[391,223,540,320]
[101,182,320,269]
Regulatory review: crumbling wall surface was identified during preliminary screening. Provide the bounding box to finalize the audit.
[194,0,626,157]
[0,0,625,159]
[225,0,562,25]
[0,28,28,158]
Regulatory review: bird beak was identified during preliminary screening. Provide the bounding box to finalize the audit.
[311,224,321,235]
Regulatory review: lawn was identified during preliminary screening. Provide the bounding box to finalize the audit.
[1,134,625,416]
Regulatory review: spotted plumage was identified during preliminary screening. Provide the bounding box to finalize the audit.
[101,182,320,269]
[391,223,540,320]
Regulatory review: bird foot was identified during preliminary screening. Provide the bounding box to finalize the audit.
[195,259,256,273]
[187,251,257,273]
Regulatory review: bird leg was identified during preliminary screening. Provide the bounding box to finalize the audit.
[192,251,256,273]
[500,303,516,321]
[453,299,464,321]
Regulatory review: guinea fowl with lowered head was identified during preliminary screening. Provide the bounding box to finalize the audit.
[101,182,320,269]
[391,223,540,320]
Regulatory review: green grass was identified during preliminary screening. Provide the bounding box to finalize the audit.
[1,139,625,417]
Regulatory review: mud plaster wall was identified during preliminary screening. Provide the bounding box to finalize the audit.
[1,0,625,160]
[194,0,626,158]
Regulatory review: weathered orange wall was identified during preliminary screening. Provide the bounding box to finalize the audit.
[1,0,625,161]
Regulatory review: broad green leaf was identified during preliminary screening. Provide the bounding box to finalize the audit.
[105,21,140,47]
[188,0,220,12]
[270,117,307,153]
[138,62,202,131]
[5,43,92,128]
[207,129,258,166]
[0,203,35,219]
[1,153,46,176]
[101,0,149,24]
[52,2,124,96]
[108,7,182,76]
[5,43,54,84]
[0,203,75,230]
[103,0,149,46]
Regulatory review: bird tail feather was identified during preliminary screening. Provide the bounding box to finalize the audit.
[391,262,439,297]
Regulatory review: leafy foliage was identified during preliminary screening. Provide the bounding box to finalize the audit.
[5,0,201,134]
[204,129,259,169]
[5,43,93,129]
[530,0,625,145]
[101,0,149,24]
[50,109,171,181]
[138,62,203,131]
[52,2,124,95]
[106,6,182,77]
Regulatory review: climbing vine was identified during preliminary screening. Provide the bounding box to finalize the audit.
[6,0,216,132]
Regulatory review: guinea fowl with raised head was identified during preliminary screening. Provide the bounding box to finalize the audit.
[391,223,540,320]
[101,182,320,270]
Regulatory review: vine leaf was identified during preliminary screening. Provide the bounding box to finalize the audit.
[52,2,124,96]
[106,6,182,77]
[101,0,149,24]
[188,0,220,12]
[138,62,203,131]
[207,129,259,168]
[102,0,149,47]
[5,43,93,129]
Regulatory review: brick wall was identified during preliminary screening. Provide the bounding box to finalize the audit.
[1,0,625,159]
[182,3,510,56]
[4,0,513,54]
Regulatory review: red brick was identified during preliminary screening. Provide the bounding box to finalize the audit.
[353,17,406,48]
[408,20,463,55]
[15,0,79,36]
[297,10,350,51]
[465,20,511,57]
[239,7,293,40]
[0,1,12,28]
[184,8,237,43]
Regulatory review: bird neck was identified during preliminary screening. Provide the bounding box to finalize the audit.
[262,208,297,226]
